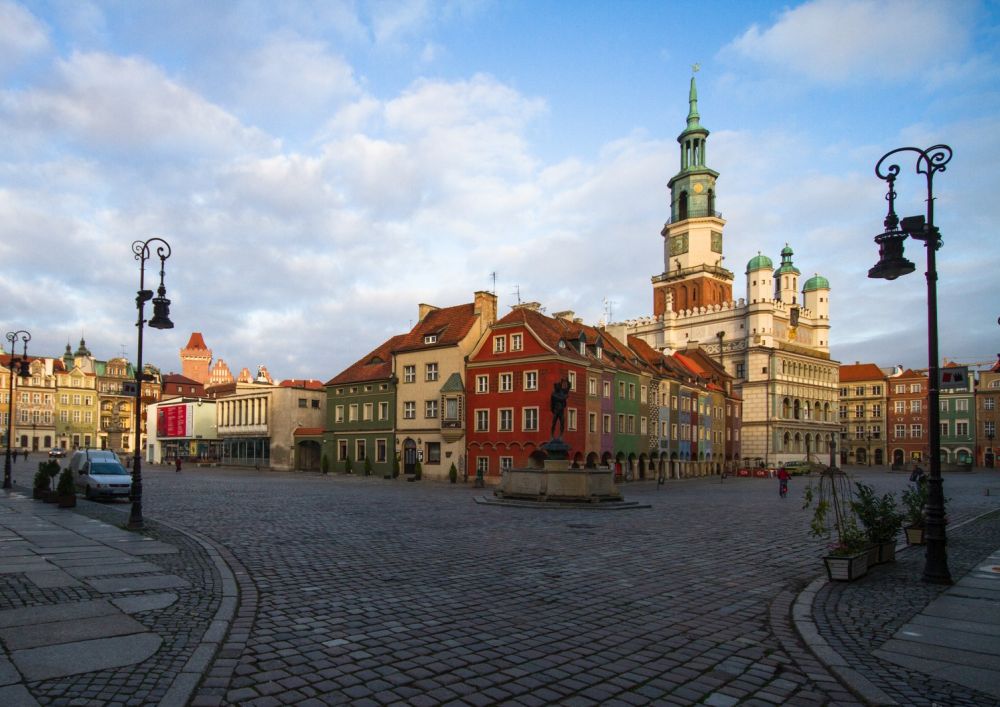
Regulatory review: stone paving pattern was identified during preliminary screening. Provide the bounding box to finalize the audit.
[4,464,1000,705]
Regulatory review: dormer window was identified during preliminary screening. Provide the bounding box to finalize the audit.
[424,334,438,344]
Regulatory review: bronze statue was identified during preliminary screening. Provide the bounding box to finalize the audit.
[550,378,570,439]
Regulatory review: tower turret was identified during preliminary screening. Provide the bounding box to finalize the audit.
[773,244,801,305]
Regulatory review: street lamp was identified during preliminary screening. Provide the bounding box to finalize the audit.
[865,431,873,467]
[869,144,952,584]
[988,430,995,469]
[128,238,173,529]
[3,330,31,490]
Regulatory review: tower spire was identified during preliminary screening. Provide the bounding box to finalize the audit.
[686,65,702,130]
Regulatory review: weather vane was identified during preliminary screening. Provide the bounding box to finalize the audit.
[692,62,700,74]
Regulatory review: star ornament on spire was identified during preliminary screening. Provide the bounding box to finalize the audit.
[692,62,700,74]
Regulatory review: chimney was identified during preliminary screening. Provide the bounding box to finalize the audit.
[474,290,497,327]
[553,310,575,321]
[511,302,541,312]
[417,303,439,323]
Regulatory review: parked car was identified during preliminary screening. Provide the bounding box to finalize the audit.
[783,460,821,475]
[48,448,66,459]
[69,449,132,500]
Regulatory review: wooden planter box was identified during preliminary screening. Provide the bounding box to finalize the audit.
[57,494,77,508]
[877,541,896,564]
[866,545,879,568]
[824,551,869,581]
[904,524,925,546]
[33,488,48,500]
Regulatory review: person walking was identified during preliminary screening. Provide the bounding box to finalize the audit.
[175,457,182,473]
[777,466,790,498]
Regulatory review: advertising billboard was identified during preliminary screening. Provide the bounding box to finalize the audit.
[157,404,193,438]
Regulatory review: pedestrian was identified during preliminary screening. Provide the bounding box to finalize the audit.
[22,449,28,462]
[175,457,182,473]
[777,465,790,498]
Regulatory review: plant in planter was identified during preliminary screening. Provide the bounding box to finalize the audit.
[389,453,400,480]
[33,464,51,499]
[803,467,869,581]
[852,482,903,564]
[37,460,61,502]
[413,461,422,481]
[321,454,329,475]
[364,457,373,477]
[343,456,353,475]
[55,468,77,508]
[448,462,458,484]
[901,482,928,545]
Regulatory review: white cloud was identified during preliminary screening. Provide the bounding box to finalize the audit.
[0,1,49,74]
[2,51,275,157]
[725,0,974,83]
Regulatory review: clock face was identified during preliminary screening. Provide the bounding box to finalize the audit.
[693,183,704,194]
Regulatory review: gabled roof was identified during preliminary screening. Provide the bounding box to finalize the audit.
[326,334,406,386]
[839,363,885,382]
[184,332,209,350]
[394,303,479,353]
[279,379,325,390]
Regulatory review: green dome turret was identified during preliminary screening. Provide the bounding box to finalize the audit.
[746,251,773,273]
[773,243,800,276]
[803,273,830,292]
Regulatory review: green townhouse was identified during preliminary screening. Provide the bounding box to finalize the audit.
[323,335,405,477]
[938,362,975,466]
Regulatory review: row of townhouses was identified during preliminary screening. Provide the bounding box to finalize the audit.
[838,357,1000,468]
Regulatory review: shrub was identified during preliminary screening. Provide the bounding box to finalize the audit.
[448,463,458,483]
[364,457,373,476]
[321,454,329,475]
[344,457,353,474]
[33,465,51,491]
[852,482,903,544]
[56,468,75,496]
[902,483,928,527]
[392,454,400,479]
[413,461,422,480]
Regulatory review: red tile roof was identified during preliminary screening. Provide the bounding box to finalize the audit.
[279,379,325,390]
[839,363,886,382]
[393,303,479,352]
[184,332,209,350]
[163,373,203,386]
[326,334,407,386]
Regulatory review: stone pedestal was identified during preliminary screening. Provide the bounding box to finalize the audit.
[494,458,622,503]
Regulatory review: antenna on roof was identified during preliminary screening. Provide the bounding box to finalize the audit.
[512,284,522,305]
[490,271,497,295]
[602,297,615,325]
[119,344,128,359]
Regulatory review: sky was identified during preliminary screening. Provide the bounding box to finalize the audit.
[1,0,998,382]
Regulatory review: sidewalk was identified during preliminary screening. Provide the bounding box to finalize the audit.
[796,510,1000,706]
[0,489,235,707]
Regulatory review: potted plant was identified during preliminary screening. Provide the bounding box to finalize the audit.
[448,462,458,484]
[55,468,76,508]
[803,467,869,581]
[321,454,329,475]
[364,457,373,477]
[901,482,928,545]
[413,461,422,481]
[33,464,51,499]
[391,453,400,479]
[343,456,353,475]
[852,482,903,564]
[39,460,61,502]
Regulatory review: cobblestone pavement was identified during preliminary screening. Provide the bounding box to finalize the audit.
[90,465,1000,706]
[7,464,999,706]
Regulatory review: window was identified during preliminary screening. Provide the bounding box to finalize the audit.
[603,415,611,434]
[910,424,923,438]
[338,440,348,461]
[617,414,624,433]
[626,416,635,433]
[567,409,577,431]
[735,363,745,379]
[426,442,441,464]
[378,401,389,420]
[603,382,611,398]
[73,394,81,405]
[376,439,387,463]
[910,383,921,393]
[311,399,320,409]
[355,440,366,461]
[475,409,489,432]
[425,363,439,382]
[499,409,513,432]
[940,421,949,437]
[894,401,905,414]
[839,405,848,420]
[298,398,307,408]
[618,381,625,399]
[477,457,489,475]
[403,401,416,419]
[567,371,576,391]
[895,384,906,394]
[349,404,358,422]
[671,395,678,409]
[910,400,922,413]
[855,425,865,439]
[940,400,949,412]
[363,403,373,421]
[985,398,996,411]
[499,373,513,392]
[956,399,968,411]
[403,365,416,383]
[476,375,489,393]
[640,417,647,435]
[894,424,906,438]
[986,421,997,437]
[511,333,523,351]
[523,371,538,391]
[60,410,68,423]
[855,404,864,418]
[444,397,459,420]
[588,412,597,433]
[956,421,969,436]
[425,400,438,418]
[854,385,865,396]
[523,407,539,431]
[423,334,438,345]
[494,336,506,353]
[671,423,678,438]
[628,383,636,400]
[872,404,882,418]
[872,385,882,395]
[640,385,647,404]
[588,377,597,395]
[500,456,513,472]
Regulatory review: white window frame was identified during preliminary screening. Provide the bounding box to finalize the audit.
[425,400,438,419]
[499,373,513,392]
[403,365,416,383]
[475,409,489,432]
[511,333,523,351]
[476,375,489,393]
[523,370,538,391]
[498,408,513,432]
[523,407,539,432]
[403,401,416,419]
[425,363,439,382]
[567,408,577,431]
[494,336,506,353]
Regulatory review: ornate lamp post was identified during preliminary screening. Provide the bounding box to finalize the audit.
[869,144,952,584]
[3,330,31,490]
[129,239,173,529]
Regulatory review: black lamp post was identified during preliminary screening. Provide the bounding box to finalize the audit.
[869,144,952,584]
[3,330,31,490]
[865,431,873,467]
[988,430,995,468]
[128,238,173,529]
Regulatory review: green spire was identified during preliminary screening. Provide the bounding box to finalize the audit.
[686,75,702,130]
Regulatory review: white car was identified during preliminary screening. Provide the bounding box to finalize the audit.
[70,449,132,500]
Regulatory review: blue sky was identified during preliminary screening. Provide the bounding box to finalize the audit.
[1,0,998,381]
